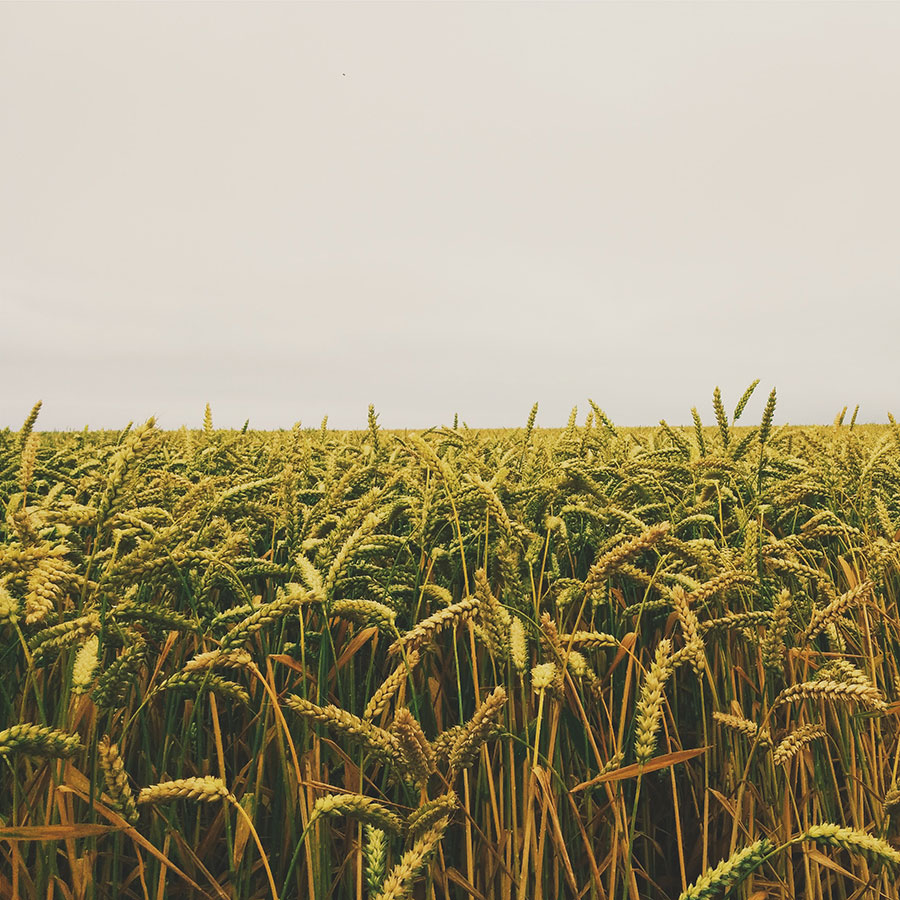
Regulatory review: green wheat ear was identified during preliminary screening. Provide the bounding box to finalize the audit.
[588,399,618,437]
[19,432,39,494]
[368,403,380,452]
[712,386,729,448]
[797,823,900,870]
[17,399,42,452]
[364,825,388,893]
[678,838,773,900]
[691,407,706,456]
[564,405,578,441]
[732,378,759,421]
[524,401,539,437]
[888,412,900,450]
[759,387,777,445]
[0,724,83,759]
[97,735,139,824]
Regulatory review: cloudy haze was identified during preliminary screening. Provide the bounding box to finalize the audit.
[2,2,899,430]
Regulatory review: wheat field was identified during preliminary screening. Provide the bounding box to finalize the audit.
[3,385,900,899]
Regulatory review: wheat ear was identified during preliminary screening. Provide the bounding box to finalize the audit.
[448,686,507,776]
[388,597,480,656]
[137,776,229,805]
[678,838,774,900]
[712,712,772,748]
[774,680,886,711]
[773,725,827,766]
[583,523,670,598]
[801,581,873,641]
[97,735,139,824]
[365,650,421,721]
[312,793,403,834]
[285,694,401,764]
[0,724,83,758]
[796,823,900,869]
[371,817,450,900]
[634,639,673,764]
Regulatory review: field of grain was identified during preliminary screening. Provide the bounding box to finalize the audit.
[3,387,900,900]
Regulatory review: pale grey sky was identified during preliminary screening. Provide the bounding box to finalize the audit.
[2,2,899,430]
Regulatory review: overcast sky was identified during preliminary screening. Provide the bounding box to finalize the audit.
[2,2,899,431]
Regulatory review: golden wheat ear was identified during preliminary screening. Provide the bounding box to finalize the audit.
[137,776,230,806]
[371,816,451,900]
[448,686,507,778]
[390,708,434,790]
[712,711,772,748]
[773,725,826,766]
[884,787,900,816]
[365,650,421,721]
[406,792,459,839]
[285,693,402,765]
[312,793,404,835]
[97,735,139,824]
[633,639,673,764]
[387,597,480,657]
